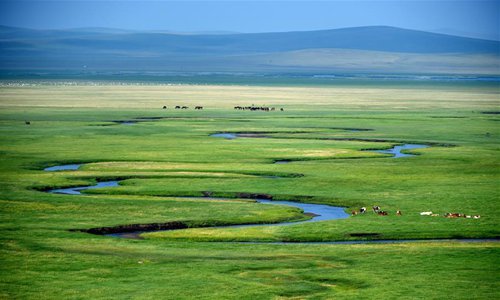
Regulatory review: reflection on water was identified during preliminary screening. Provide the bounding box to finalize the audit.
[372,144,428,158]
[49,181,119,195]
[44,164,81,171]
[211,133,238,139]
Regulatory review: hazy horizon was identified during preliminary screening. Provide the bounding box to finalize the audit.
[0,0,499,41]
[2,23,499,42]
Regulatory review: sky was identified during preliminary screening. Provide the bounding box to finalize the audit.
[0,0,499,40]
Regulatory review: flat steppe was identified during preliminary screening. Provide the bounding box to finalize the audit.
[0,80,498,299]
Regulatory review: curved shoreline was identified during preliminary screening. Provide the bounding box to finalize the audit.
[211,132,431,159]
[41,135,442,242]
[369,143,429,158]
[48,180,119,195]
[43,165,349,238]
[55,189,349,237]
[42,133,433,240]
[44,164,81,171]
[42,166,495,244]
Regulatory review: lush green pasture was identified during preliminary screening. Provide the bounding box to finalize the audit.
[0,82,499,299]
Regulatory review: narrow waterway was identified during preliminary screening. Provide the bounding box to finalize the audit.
[44,164,81,171]
[371,144,428,158]
[44,164,349,237]
[48,180,119,195]
[210,132,429,158]
[43,164,494,244]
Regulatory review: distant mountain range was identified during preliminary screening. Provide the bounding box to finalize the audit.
[1,25,499,74]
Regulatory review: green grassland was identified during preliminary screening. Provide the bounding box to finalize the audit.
[0,81,499,299]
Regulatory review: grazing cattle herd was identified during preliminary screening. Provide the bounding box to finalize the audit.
[26,104,276,125]
[444,212,481,219]
[233,105,284,111]
[160,104,284,111]
[352,206,480,219]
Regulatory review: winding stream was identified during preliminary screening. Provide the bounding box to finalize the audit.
[44,164,81,171]
[210,132,429,159]
[48,180,119,195]
[44,165,349,237]
[371,144,428,158]
[43,164,495,244]
[44,178,349,221]
[43,135,430,239]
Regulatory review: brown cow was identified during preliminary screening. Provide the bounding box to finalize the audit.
[444,213,462,218]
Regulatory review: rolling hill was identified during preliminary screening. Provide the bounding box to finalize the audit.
[1,25,499,74]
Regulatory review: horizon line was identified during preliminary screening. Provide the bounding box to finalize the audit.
[1,24,499,42]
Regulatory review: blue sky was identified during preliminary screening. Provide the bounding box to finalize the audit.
[1,0,499,40]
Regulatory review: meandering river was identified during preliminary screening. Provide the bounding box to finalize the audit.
[42,135,431,239]
[210,132,429,159]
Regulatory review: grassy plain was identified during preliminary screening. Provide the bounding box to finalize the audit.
[0,80,499,299]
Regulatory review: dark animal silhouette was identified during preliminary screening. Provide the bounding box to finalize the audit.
[163,106,167,109]
[25,121,30,125]
[233,105,274,111]
[181,106,188,109]
[280,108,284,111]
[195,106,203,110]
[175,106,181,109]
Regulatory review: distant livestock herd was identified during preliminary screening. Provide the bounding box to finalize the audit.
[160,105,285,111]
[234,106,284,111]
[352,205,481,219]
[161,105,201,109]
[24,104,285,125]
